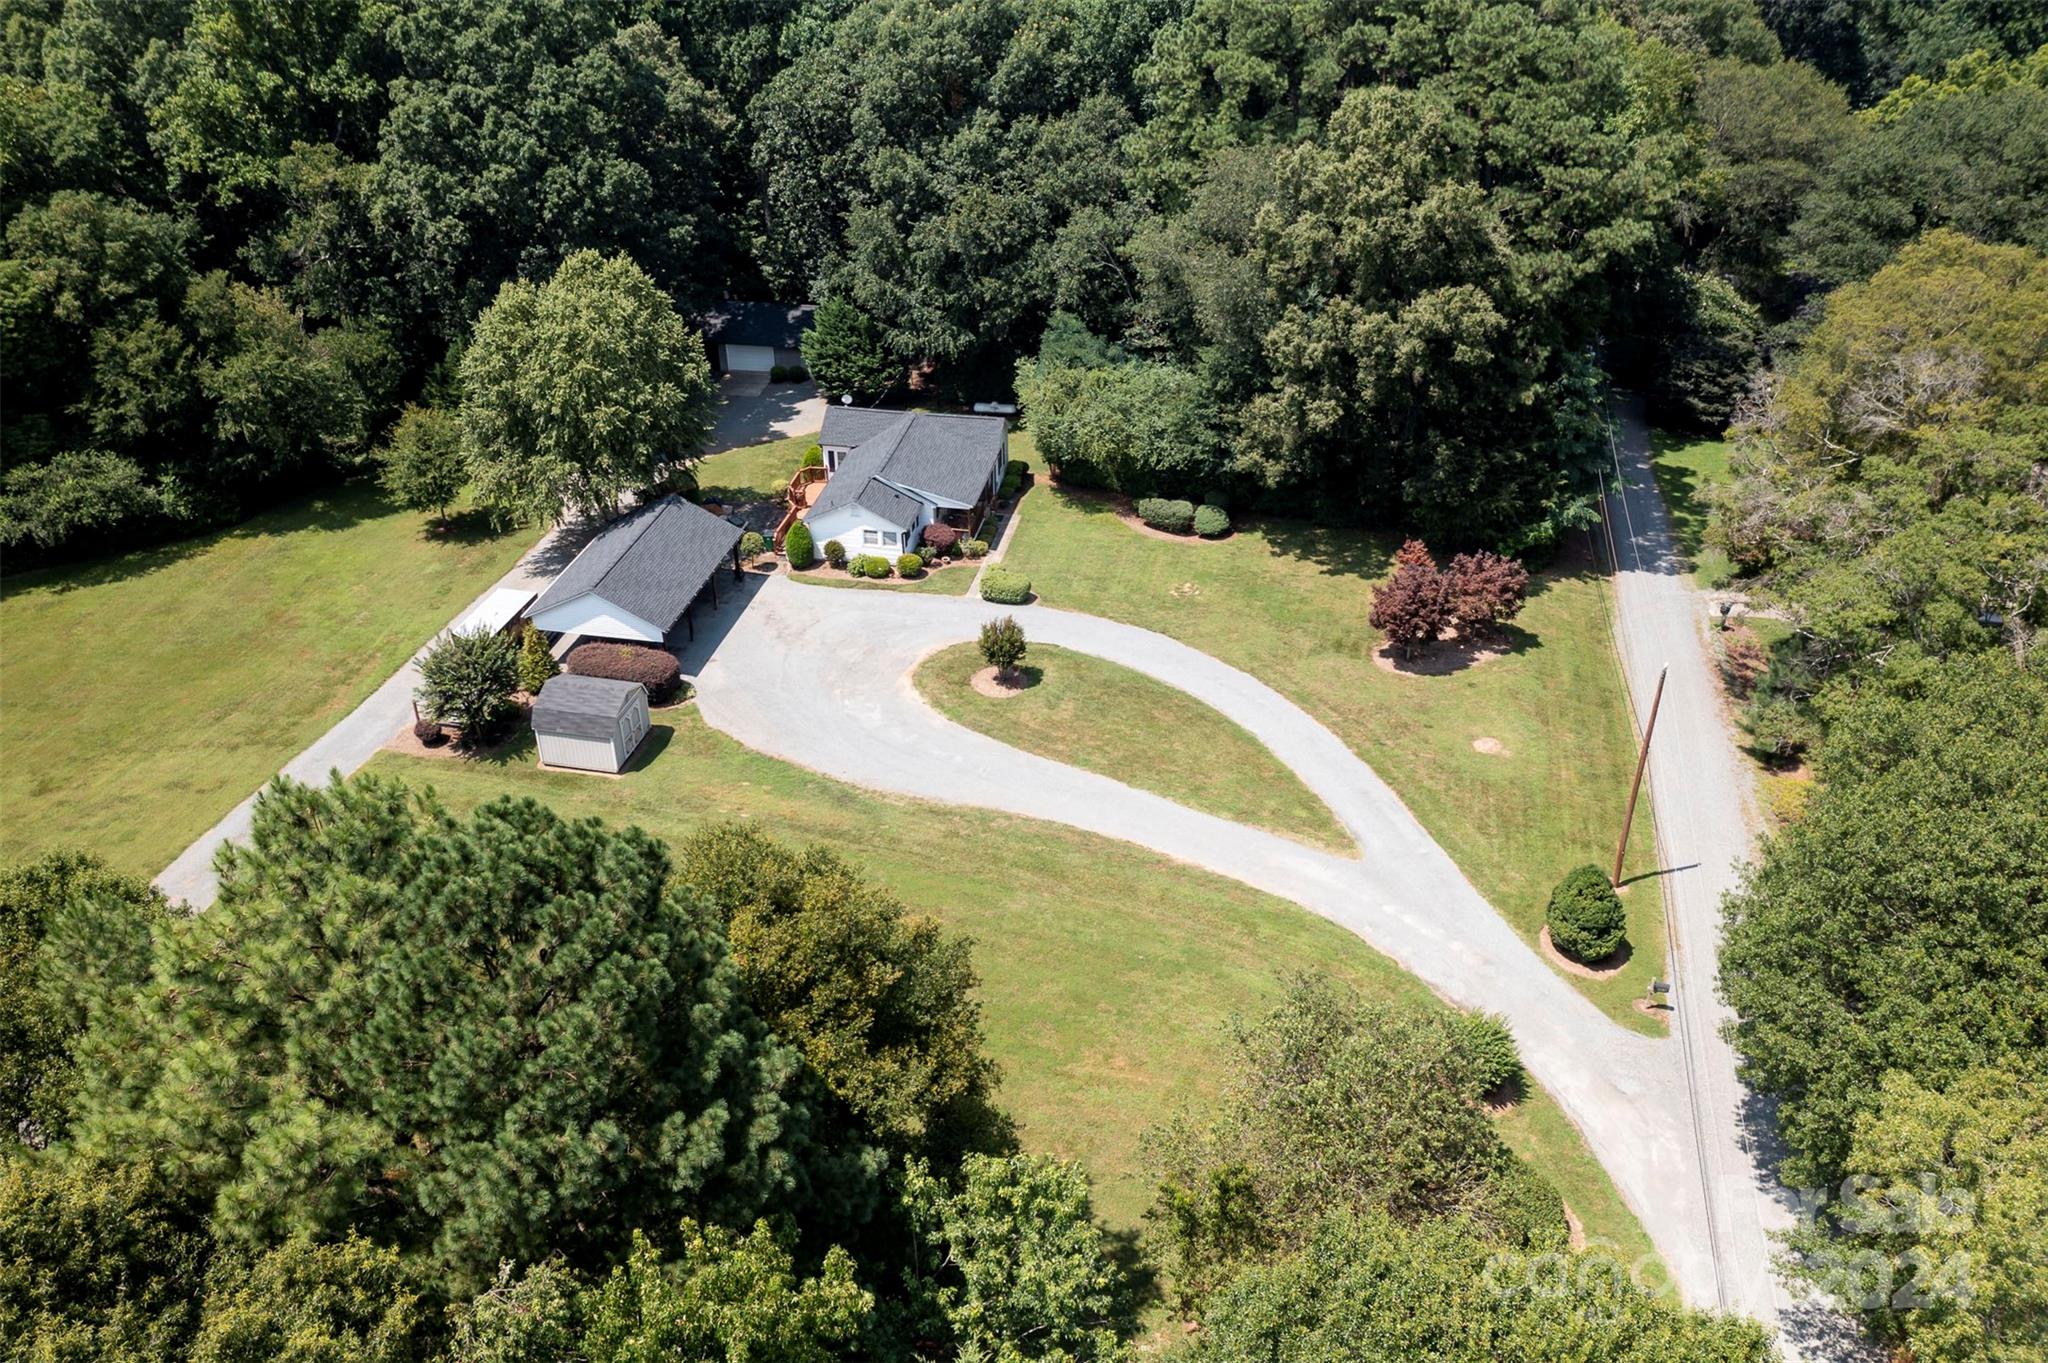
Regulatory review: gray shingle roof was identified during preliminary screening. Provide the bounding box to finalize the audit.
[531,674,643,740]
[701,300,815,349]
[810,410,1007,527]
[531,497,742,635]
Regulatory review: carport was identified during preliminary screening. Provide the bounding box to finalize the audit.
[528,496,745,644]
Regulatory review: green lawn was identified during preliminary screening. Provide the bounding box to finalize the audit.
[791,562,979,595]
[916,642,1352,852]
[360,712,1656,1265]
[1645,432,1734,587]
[695,431,820,505]
[0,484,531,877]
[999,439,1669,1034]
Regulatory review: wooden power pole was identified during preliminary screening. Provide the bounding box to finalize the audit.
[1613,665,1667,888]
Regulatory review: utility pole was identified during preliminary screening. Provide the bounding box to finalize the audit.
[1613,665,1666,888]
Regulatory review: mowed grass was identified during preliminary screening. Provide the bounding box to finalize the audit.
[695,431,819,505]
[1646,431,1734,587]
[916,642,1352,853]
[360,712,1656,1265]
[999,439,1669,1033]
[0,484,530,877]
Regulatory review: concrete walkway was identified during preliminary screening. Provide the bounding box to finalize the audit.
[152,516,597,906]
[1603,400,1866,1358]
[681,573,1720,1308]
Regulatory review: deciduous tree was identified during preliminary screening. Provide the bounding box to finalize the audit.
[376,405,465,521]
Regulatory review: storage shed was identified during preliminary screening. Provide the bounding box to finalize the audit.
[530,674,651,774]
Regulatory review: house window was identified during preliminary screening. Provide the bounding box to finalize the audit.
[881,531,899,548]
[862,529,880,546]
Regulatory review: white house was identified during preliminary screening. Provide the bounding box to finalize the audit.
[803,409,1009,556]
[528,496,744,644]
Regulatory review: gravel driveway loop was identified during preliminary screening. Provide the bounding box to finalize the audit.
[684,573,1724,1309]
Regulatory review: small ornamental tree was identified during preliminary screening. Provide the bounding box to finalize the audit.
[1446,551,1529,641]
[516,622,558,695]
[922,523,958,553]
[1393,538,1436,571]
[739,530,767,565]
[978,616,1027,680]
[417,627,519,746]
[784,520,815,569]
[1546,864,1627,963]
[1369,562,1452,657]
[823,539,847,568]
[377,405,467,522]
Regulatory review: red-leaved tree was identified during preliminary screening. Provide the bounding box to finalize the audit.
[1369,561,1453,657]
[1446,551,1530,642]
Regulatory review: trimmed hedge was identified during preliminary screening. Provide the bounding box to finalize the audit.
[563,641,683,704]
[980,567,1031,604]
[823,538,847,568]
[1136,498,1196,534]
[962,539,989,560]
[1193,503,1230,537]
[784,520,815,569]
[896,552,924,577]
[1546,863,1627,963]
[999,463,1026,499]
[1454,1011,1524,1095]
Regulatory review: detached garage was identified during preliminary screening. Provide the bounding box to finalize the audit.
[701,299,815,375]
[531,674,650,774]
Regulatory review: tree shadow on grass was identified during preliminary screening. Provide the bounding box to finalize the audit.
[1102,1223,1164,1340]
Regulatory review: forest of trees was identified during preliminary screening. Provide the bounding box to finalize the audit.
[5,0,2047,1358]
[7,0,2044,557]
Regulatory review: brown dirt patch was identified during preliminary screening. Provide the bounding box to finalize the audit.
[1538,925,1632,979]
[1563,1202,1587,1250]
[383,697,533,760]
[1471,736,1509,756]
[970,665,1037,698]
[1371,630,1508,677]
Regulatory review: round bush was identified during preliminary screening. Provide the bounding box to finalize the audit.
[851,554,892,579]
[1193,504,1231,537]
[962,539,989,560]
[980,567,1031,605]
[769,364,789,382]
[783,520,815,569]
[823,538,847,569]
[921,523,959,552]
[1546,864,1627,962]
[800,443,824,469]
[1453,1011,1523,1096]
[916,543,937,565]
[564,641,683,704]
[896,552,924,577]
[1135,498,1196,534]
[413,717,447,748]
[738,530,767,563]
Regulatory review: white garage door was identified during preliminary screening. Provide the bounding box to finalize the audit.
[722,343,775,373]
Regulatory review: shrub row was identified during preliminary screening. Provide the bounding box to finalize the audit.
[849,554,893,579]
[563,641,683,704]
[980,567,1031,604]
[768,363,811,383]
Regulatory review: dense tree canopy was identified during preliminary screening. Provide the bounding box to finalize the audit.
[68,774,844,1289]
[1718,654,2048,1187]
[1712,231,2048,680]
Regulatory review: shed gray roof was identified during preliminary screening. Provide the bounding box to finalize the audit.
[702,300,815,349]
[531,674,644,740]
[810,411,1007,527]
[531,497,742,635]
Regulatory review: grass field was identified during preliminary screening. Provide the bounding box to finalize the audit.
[1645,432,1734,587]
[916,642,1351,852]
[999,442,1669,1033]
[0,484,531,877]
[360,711,1656,1267]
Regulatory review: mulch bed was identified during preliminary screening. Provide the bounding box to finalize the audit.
[1537,925,1632,979]
[791,558,973,583]
[1371,630,1509,677]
